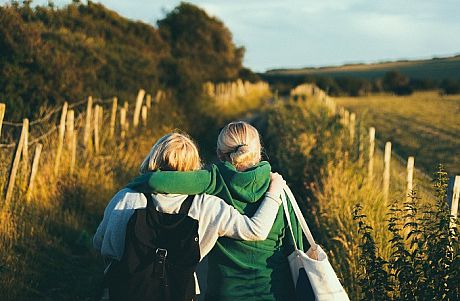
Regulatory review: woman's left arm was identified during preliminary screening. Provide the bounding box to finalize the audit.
[126,164,222,195]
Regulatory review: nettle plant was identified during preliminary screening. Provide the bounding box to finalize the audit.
[353,166,459,301]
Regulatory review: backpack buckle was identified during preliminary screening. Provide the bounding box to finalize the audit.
[156,248,168,259]
[155,248,168,287]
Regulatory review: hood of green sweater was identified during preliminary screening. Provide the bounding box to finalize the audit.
[216,160,271,203]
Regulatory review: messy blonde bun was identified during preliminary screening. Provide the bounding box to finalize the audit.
[217,121,262,171]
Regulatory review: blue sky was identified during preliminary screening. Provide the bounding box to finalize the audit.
[2,0,460,72]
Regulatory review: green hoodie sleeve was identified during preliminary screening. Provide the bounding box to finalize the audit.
[126,164,223,195]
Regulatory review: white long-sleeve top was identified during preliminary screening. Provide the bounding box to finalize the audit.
[93,188,280,261]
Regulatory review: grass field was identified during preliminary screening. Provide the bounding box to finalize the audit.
[266,55,460,80]
[335,91,460,175]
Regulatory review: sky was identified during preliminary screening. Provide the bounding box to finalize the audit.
[2,0,460,72]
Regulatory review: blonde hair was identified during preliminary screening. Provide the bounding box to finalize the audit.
[217,121,262,171]
[139,133,201,174]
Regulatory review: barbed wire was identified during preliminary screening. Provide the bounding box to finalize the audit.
[0,100,105,149]
[1,96,114,128]
[29,125,59,146]
[0,141,16,148]
[374,137,432,181]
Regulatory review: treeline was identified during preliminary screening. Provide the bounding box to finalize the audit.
[0,1,258,119]
[263,71,460,97]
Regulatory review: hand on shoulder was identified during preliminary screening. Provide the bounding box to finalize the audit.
[268,172,286,197]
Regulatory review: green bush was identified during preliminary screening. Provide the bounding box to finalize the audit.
[0,1,246,120]
[352,166,459,300]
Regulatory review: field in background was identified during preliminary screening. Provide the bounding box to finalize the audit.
[262,89,458,300]
[267,55,460,80]
[335,91,460,175]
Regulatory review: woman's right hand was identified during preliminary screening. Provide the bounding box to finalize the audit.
[268,172,286,197]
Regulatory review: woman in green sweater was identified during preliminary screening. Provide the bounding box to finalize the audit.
[128,121,304,301]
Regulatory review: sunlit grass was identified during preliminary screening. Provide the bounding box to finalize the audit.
[335,91,460,175]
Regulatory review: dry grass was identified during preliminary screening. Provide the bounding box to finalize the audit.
[263,94,447,300]
[335,91,460,175]
[0,98,183,300]
[0,84,269,300]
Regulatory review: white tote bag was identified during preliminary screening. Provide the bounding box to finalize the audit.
[281,186,350,301]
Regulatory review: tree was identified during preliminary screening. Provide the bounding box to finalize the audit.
[382,71,413,95]
[239,67,260,83]
[157,2,244,94]
[440,79,460,95]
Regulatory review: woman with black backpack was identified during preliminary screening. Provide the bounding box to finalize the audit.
[93,132,286,301]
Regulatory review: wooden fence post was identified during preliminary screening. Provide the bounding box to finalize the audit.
[54,102,68,176]
[358,126,364,166]
[110,97,118,138]
[133,89,146,128]
[349,113,356,145]
[368,127,375,179]
[146,94,152,110]
[22,118,29,171]
[98,106,104,151]
[93,105,100,154]
[66,110,74,150]
[83,96,93,148]
[383,141,392,202]
[0,103,5,139]
[5,118,28,205]
[26,143,43,200]
[447,176,460,228]
[120,107,127,140]
[344,110,350,126]
[99,106,104,127]
[155,91,162,103]
[70,130,77,174]
[141,105,148,127]
[406,156,415,200]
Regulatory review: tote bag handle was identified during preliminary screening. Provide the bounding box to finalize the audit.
[281,185,318,251]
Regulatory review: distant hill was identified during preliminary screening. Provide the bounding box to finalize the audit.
[266,55,460,80]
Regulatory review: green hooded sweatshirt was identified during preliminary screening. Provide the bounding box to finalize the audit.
[127,161,304,301]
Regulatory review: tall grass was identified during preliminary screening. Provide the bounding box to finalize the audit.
[335,91,460,175]
[261,96,459,300]
[0,81,270,300]
[0,97,185,300]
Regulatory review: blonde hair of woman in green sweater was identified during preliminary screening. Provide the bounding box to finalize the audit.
[128,122,304,301]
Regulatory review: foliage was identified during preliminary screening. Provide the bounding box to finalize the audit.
[353,204,392,301]
[264,55,460,90]
[157,2,244,103]
[262,100,343,201]
[0,1,168,119]
[261,97,459,300]
[0,1,247,120]
[440,79,460,95]
[263,65,460,97]
[382,71,413,95]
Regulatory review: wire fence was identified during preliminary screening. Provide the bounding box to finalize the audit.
[0,89,159,205]
[0,97,114,148]
[291,83,459,212]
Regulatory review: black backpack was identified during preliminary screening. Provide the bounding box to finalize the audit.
[107,194,201,301]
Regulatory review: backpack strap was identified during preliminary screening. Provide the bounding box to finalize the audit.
[178,195,195,214]
[143,193,154,208]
